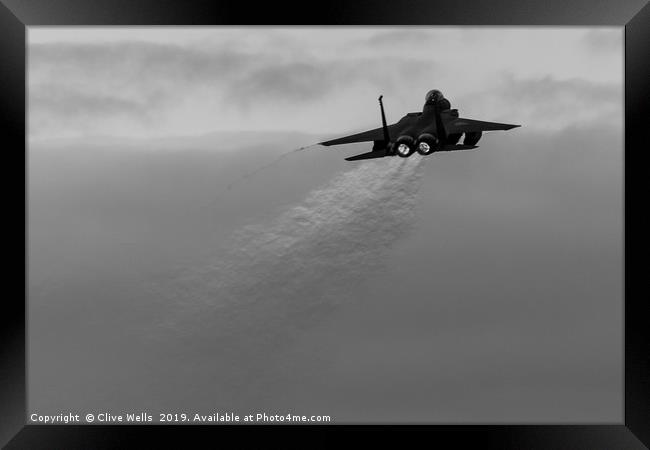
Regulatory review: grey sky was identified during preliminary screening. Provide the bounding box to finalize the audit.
[28,27,623,423]
[28,27,622,140]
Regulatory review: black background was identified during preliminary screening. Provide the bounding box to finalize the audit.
[1,0,648,447]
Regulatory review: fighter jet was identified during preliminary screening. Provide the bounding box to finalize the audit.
[319,90,520,161]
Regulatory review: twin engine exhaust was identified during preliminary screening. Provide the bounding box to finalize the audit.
[378,95,439,158]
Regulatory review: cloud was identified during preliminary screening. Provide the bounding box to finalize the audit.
[456,73,622,131]
[30,41,251,82]
[499,74,621,104]
[29,41,271,135]
[29,42,255,119]
[29,40,438,136]
[581,29,622,53]
[364,29,441,46]
[224,61,346,108]
[225,56,436,110]
[30,84,156,118]
[28,29,623,140]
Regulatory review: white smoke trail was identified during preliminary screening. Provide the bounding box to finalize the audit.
[141,155,427,408]
[158,156,425,333]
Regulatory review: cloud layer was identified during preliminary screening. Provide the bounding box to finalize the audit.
[28,28,622,139]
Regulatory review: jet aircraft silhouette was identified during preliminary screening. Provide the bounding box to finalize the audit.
[319,90,520,161]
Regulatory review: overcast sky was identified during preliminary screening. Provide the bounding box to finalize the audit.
[28,27,623,422]
[28,27,622,141]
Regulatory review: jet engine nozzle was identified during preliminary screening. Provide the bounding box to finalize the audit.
[395,135,415,158]
[416,133,439,155]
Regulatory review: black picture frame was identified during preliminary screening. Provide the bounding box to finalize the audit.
[2,0,648,447]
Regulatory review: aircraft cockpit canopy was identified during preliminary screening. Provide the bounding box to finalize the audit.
[425,89,445,104]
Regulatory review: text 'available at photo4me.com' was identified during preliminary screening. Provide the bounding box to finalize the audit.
[29,411,333,424]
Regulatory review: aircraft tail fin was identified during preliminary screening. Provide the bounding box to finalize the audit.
[378,95,391,144]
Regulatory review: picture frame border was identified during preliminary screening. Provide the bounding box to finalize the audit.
[1,0,648,447]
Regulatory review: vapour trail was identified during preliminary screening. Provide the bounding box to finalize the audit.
[144,156,427,407]
[156,155,426,338]
[212,144,319,202]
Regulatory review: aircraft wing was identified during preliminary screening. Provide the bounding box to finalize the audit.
[319,124,402,146]
[445,118,520,134]
[344,149,388,161]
